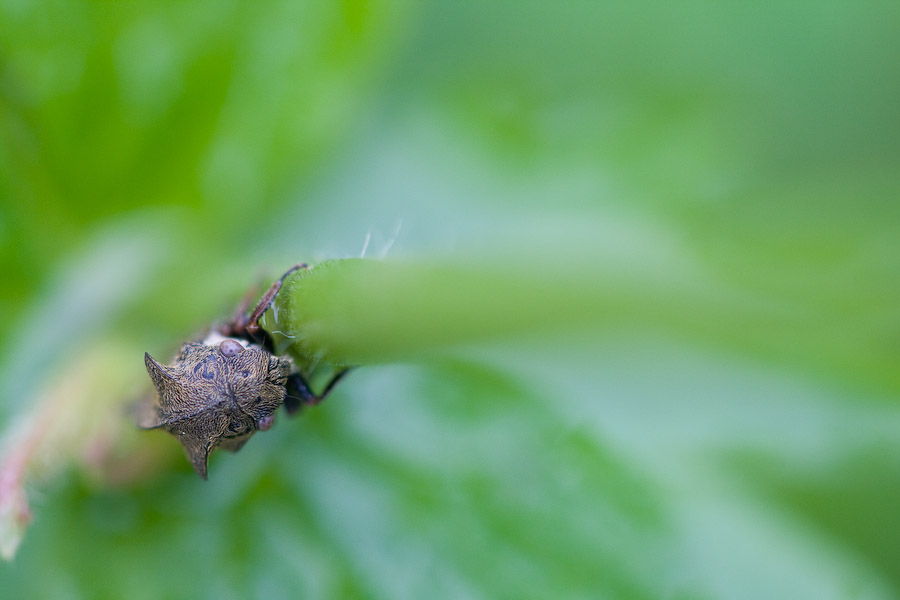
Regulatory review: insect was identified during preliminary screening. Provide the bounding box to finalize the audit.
[137,263,350,479]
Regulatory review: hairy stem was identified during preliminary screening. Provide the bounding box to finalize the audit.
[272,257,899,394]
[273,257,710,364]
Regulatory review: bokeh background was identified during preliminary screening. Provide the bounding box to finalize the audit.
[2,2,900,598]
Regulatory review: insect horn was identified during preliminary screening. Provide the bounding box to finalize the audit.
[144,352,176,389]
[183,438,212,480]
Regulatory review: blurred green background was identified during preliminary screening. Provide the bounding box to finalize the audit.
[2,1,900,598]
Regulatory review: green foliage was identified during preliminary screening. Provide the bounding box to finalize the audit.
[1,1,900,599]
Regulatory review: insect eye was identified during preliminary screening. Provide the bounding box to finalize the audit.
[219,339,244,357]
[227,420,249,434]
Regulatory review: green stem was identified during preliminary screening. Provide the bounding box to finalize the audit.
[273,257,704,365]
[271,257,900,395]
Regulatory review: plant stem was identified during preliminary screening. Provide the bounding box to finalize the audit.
[272,257,900,395]
[273,257,702,365]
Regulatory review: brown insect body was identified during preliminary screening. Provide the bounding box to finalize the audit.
[139,264,350,479]
[140,335,293,478]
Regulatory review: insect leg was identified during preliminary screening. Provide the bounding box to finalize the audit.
[219,263,310,346]
[246,263,310,336]
[284,368,352,415]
